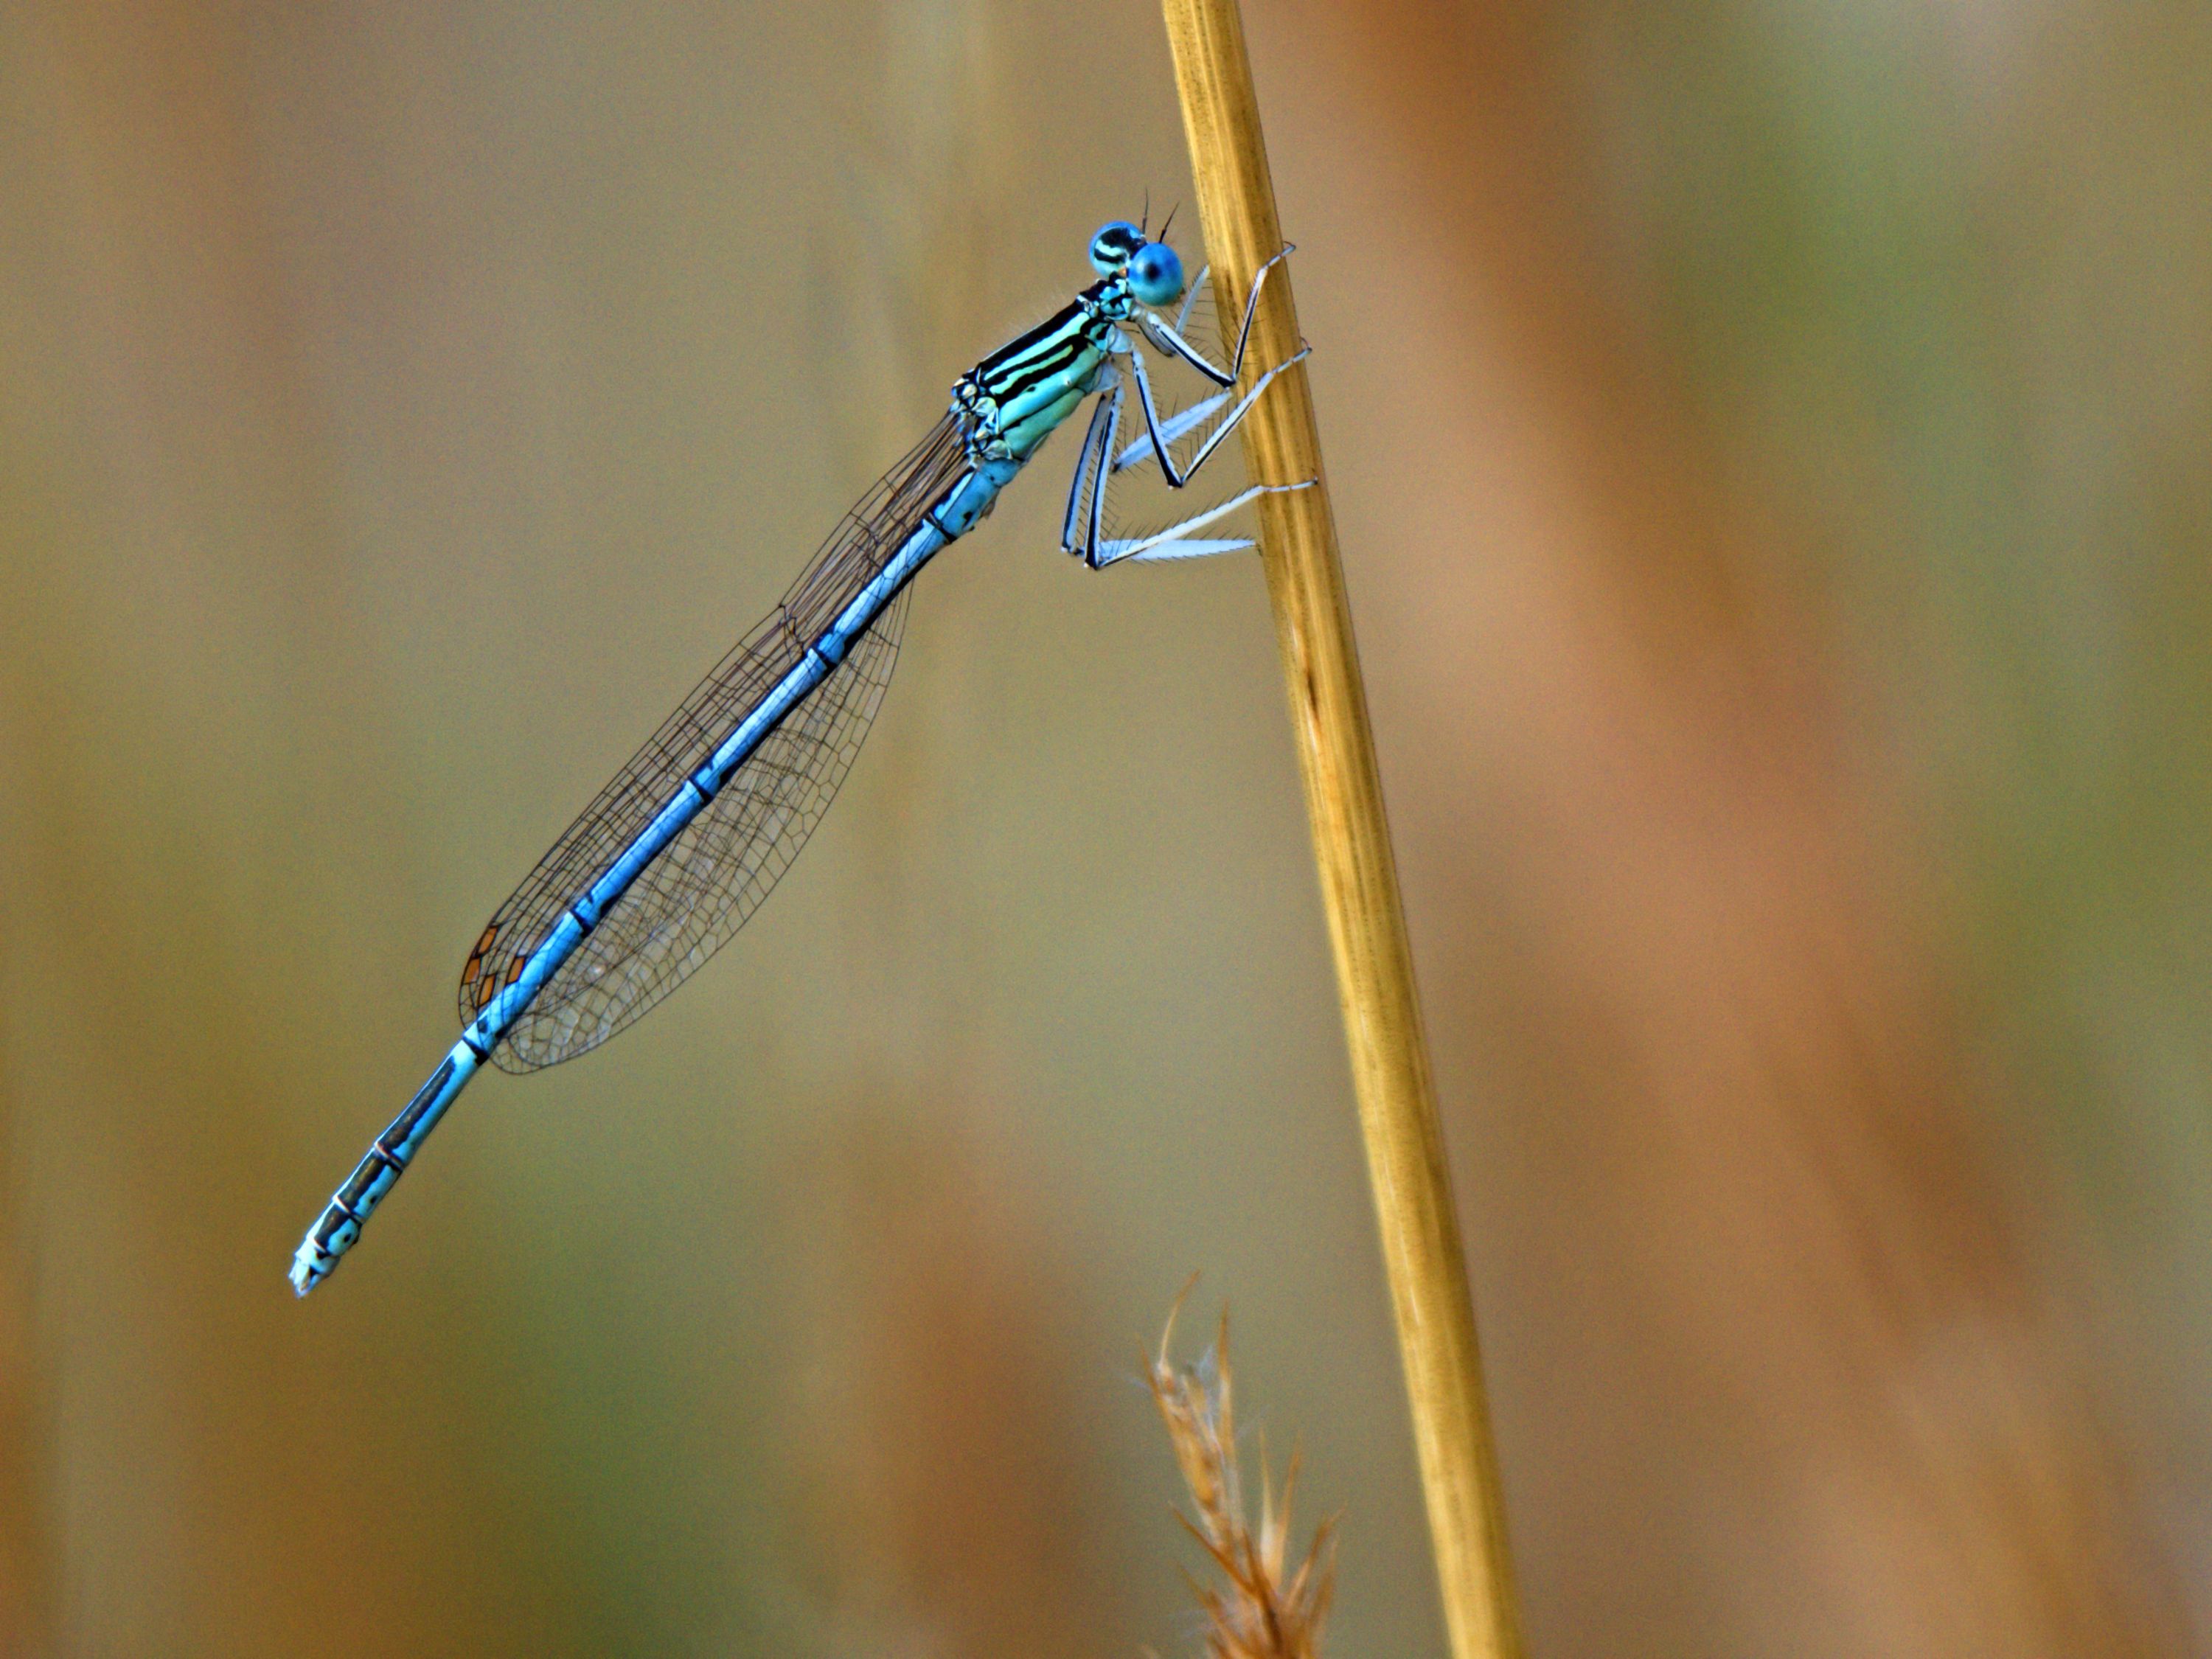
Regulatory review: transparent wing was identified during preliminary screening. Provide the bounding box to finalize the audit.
[494,589,910,1069]
[460,414,970,1072]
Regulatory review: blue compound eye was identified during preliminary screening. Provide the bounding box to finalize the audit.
[1089,220,1144,274]
[1128,241,1186,307]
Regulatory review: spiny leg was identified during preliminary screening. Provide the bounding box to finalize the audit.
[1175,265,1208,335]
[1084,260,1315,567]
[1081,383,1123,566]
[1139,244,1295,388]
[1112,392,1228,474]
[1060,378,1119,553]
[1088,479,1315,569]
[1127,338,1312,490]
[1057,380,1124,566]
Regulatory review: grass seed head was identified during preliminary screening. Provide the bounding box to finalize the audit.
[1145,1292,1336,1659]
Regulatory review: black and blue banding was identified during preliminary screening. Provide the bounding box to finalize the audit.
[334,1167,380,1216]
[981,339,1088,405]
[970,297,1112,409]
[977,303,1088,380]
[380,1056,456,1152]
[669,773,714,813]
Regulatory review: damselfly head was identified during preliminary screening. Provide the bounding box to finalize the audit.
[1128,241,1186,307]
[1090,219,1145,274]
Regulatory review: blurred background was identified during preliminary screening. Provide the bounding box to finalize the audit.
[1,0,2209,1654]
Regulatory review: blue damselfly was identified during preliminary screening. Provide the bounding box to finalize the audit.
[291,218,1309,1294]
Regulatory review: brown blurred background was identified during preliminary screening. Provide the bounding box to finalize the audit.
[3,1,2210,1655]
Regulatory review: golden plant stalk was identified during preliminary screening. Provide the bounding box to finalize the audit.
[1147,1304,1335,1659]
[1156,4,1525,1658]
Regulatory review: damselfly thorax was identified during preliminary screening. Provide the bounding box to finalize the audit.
[953,278,1133,461]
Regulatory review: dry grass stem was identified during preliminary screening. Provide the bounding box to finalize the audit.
[1146,1300,1336,1659]
[1158,3,1522,1655]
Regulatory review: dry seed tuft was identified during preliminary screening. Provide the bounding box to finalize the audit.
[1145,1294,1336,1659]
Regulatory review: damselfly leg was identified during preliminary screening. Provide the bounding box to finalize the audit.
[1088,479,1315,568]
[1138,246,1295,388]
[1124,341,1311,490]
[1061,374,1123,557]
[1059,246,1314,568]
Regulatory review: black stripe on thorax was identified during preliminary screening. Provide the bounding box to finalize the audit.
[974,302,1111,403]
[977,300,1088,378]
[984,341,1088,407]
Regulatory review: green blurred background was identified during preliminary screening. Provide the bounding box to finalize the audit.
[2,1,2209,1654]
